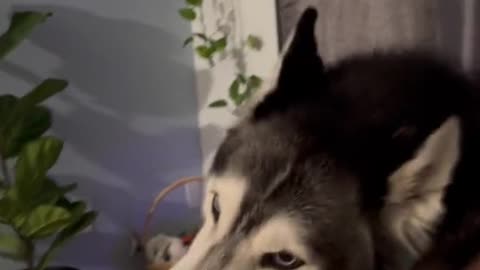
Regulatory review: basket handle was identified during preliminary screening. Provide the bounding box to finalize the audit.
[141,176,203,245]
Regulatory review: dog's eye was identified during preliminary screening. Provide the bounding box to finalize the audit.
[211,193,220,222]
[260,251,305,269]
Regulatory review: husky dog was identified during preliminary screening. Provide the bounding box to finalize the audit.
[172,8,480,270]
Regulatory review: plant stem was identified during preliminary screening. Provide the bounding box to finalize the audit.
[208,57,215,67]
[25,239,35,270]
[0,154,11,187]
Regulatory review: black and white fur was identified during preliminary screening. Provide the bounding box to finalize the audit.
[172,7,480,270]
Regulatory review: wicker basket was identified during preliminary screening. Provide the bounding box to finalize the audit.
[139,176,203,270]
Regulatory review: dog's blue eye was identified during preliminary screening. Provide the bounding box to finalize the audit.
[260,251,305,269]
[211,193,220,222]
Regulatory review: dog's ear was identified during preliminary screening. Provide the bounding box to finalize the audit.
[253,7,324,119]
[277,7,324,89]
[383,117,461,257]
[236,8,323,118]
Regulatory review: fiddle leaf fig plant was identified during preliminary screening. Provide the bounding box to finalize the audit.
[0,11,52,60]
[0,11,98,270]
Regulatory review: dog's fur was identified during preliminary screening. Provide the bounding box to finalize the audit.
[172,8,480,270]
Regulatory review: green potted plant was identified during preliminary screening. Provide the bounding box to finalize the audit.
[178,0,264,110]
[0,11,97,270]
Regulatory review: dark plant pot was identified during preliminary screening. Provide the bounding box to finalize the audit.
[23,267,79,270]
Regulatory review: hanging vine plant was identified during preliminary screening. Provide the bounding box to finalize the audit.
[178,0,264,109]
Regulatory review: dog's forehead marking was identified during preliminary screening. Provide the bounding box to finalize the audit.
[172,175,247,269]
[251,214,311,259]
[206,175,248,238]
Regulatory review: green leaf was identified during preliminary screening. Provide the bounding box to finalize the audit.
[61,201,88,235]
[0,193,18,223]
[58,183,77,194]
[0,95,19,129]
[212,37,227,52]
[14,137,63,201]
[52,199,89,235]
[183,33,210,47]
[55,196,72,209]
[18,205,71,239]
[182,36,194,47]
[4,79,66,129]
[54,197,84,211]
[247,75,263,89]
[195,45,209,58]
[20,79,68,107]
[0,11,52,60]
[0,78,66,158]
[237,74,247,84]
[208,99,228,108]
[0,95,19,156]
[19,178,69,213]
[11,213,27,230]
[0,231,26,261]
[2,105,52,158]
[36,211,97,270]
[195,45,216,59]
[178,8,196,21]
[229,78,242,106]
[0,178,66,226]
[227,75,262,107]
[246,35,263,51]
[186,0,203,6]
[68,202,87,219]
[0,181,6,197]
[45,177,78,196]
[237,75,262,106]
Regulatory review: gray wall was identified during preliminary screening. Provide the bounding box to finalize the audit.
[0,0,202,269]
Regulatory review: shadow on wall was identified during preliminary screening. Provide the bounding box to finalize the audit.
[2,4,205,269]
[9,4,198,116]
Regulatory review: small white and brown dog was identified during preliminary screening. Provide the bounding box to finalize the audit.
[145,234,188,270]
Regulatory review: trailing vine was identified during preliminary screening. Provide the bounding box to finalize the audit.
[178,0,264,109]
